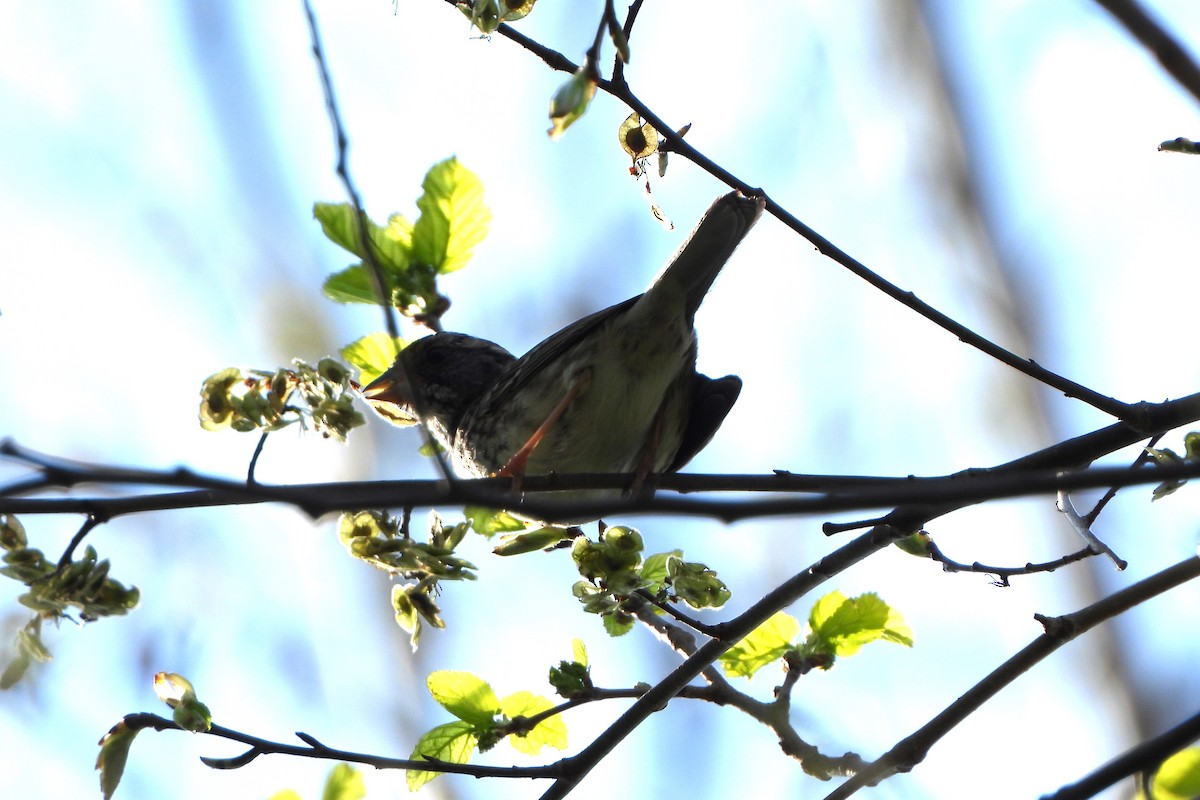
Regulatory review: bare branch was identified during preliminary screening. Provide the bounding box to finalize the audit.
[1093,0,1200,107]
[821,556,1200,799]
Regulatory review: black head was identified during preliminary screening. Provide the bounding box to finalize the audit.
[362,333,515,444]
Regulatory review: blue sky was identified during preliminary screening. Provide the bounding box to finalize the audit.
[3,2,1200,799]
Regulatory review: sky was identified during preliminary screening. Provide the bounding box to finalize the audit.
[2,2,1200,799]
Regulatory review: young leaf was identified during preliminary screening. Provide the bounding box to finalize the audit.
[427,670,500,727]
[407,720,478,791]
[321,763,366,800]
[341,332,405,387]
[602,611,635,637]
[720,611,801,678]
[96,721,139,800]
[493,527,569,556]
[547,67,597,140]
[640,550,681,592]
[314,202,411,273]
[464,506,528,537]
[322,265,379,305]
[1148,746,1200,800]
[571,638,588,667]
[808,591,913,657]
[499,691,568,754]
[411,157,491,275]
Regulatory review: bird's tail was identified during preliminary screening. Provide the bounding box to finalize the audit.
[650,191,765,323]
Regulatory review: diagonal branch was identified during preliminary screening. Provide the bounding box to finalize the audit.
[1093,0,1200,107]
[821,555,1200,799]
[459,1,1134,419]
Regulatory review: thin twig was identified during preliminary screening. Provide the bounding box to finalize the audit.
[928,541,1103,586]
[302,0,398,342]
[303,0,456,481]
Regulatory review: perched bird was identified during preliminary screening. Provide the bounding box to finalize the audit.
[363,191,764,516]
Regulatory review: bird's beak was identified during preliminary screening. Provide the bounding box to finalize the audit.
[361,368,420,426]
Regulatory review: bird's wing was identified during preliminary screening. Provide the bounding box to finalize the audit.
[484,295,640,401]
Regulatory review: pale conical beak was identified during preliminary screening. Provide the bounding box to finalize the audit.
[361,369,419,426]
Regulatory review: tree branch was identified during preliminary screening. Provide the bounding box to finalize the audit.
[462,0,1135,419]
[1092,0,1200,107]
[822,556,1200,799]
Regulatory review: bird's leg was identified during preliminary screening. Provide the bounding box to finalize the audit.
[496,369,592,491]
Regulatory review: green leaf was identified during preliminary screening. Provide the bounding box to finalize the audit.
[571,638,588,667]
[493,527,569,556]
[411,157,491,274]
[0,651,31,688]
[391,585,422,650]
[322,763,366,800]
[96,721,139,800]
[1149,747,1200,800]
[341,332,405,387]
[315,202,415,307]
[602,612,635,637]
[407,720,477,791]
[499,691,568,754]
[464,506,528,537]
[427,670,500,727]
[268,792,303,800]
[314,202,411,272]
[809,591,913,658]
[720,611,801,678]
[640,550,681,593]
[322,265,379,305]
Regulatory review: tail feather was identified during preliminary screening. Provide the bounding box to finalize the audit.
[649,191,765,323]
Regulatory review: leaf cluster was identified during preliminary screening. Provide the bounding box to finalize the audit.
[408,669,567,791]
[317,157,490,323]
[337,510,479,649]
[198,358,364,442]
[568,524,730,636]
[1,515,139,687]
[720,591,913,680]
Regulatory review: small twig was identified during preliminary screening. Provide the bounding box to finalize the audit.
[301,0,398,342]
[633,589,721,637]
[927,541,1103,586]
[120,712,562,778]
[51,514,103,573]
[1082,434,1162,526]
[1057,490,1127,569]
[611,0,645,84]
[246,433,269,485]
[303,0,456,482]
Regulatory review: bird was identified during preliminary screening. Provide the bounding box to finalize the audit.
[362,190,765,519]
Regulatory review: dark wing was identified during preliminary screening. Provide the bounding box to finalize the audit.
[668,373,742,471]
[482,295,640,402]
